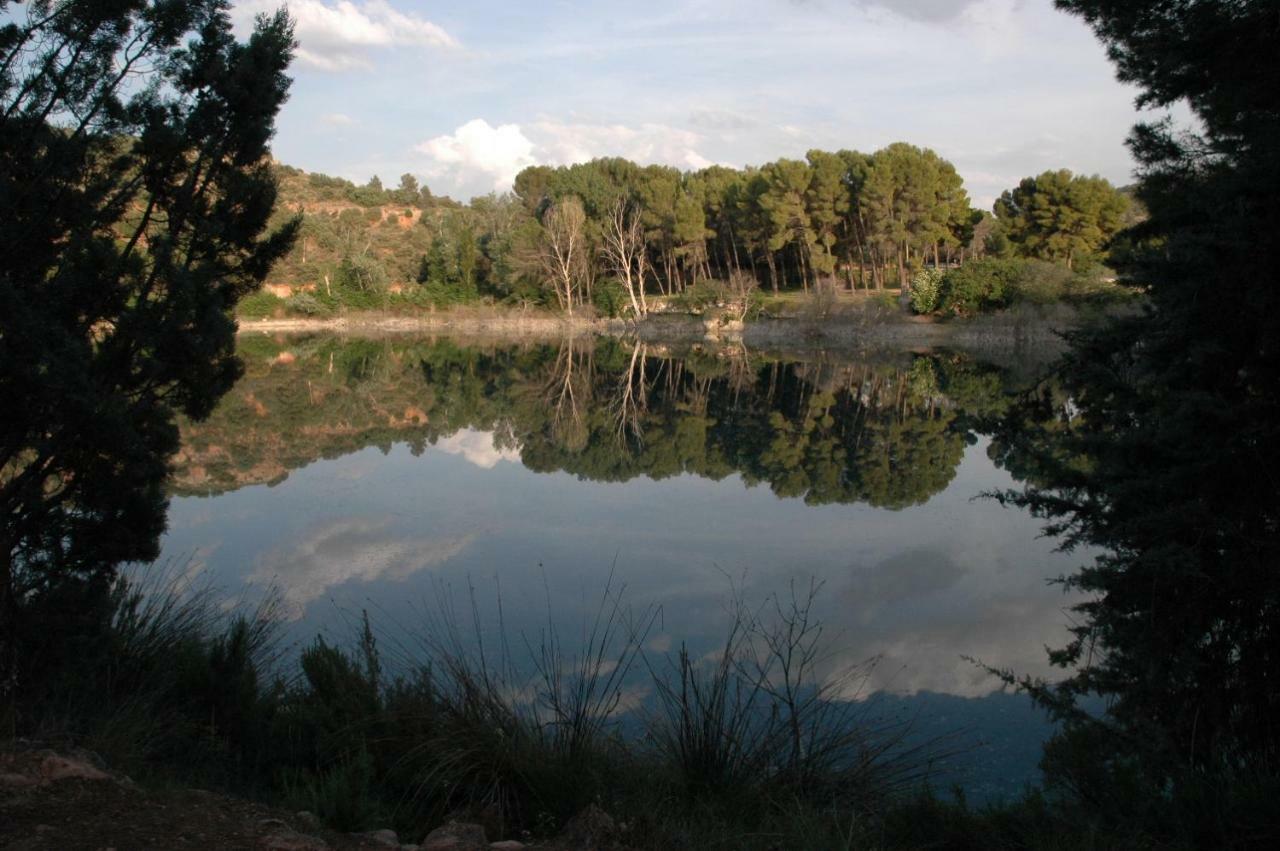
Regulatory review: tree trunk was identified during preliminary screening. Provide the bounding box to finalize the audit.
[1,541,16,737]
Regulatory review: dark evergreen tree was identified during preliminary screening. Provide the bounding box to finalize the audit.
[997,0,1280,793]
[0,1,298,717]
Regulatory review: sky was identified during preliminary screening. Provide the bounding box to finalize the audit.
[229,0,1167,208]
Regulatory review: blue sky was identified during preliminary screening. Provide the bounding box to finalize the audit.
[230,0,1166,207]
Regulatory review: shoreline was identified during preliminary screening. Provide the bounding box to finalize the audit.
[235,306,1086,363]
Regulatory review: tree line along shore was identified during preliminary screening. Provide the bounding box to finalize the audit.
[240,149,1138,323]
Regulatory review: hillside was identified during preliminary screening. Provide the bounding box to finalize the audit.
[260,164,445,297]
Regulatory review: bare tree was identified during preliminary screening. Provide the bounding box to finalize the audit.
[542,338,591,450]
[723,270,759,323]
[610,340,650,444]
[538,197,588,314]
[600,199,650,318]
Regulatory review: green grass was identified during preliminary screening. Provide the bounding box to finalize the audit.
[236,291,285,319]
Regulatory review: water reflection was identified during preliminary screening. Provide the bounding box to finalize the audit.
[172,335,1020,509]
[165,333,1074,688]
[161,334,1077,796]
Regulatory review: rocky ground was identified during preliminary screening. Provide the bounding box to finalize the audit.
[0,748,627,851]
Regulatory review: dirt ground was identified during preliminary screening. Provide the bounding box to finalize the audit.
[0,749,405,851]
[0,748,624,851]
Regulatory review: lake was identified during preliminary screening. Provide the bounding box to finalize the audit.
[159,332,1080,801]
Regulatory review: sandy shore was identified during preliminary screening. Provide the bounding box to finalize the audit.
[236,307,1082,364]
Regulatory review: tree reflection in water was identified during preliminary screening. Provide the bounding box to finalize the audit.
[173,335,1038,509]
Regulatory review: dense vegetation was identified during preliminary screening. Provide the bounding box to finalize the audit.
[0,0,297,724]
[981,0,1280,843]
[242,149,1133,320]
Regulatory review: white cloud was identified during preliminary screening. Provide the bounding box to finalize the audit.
[249,517,472,617]
[414,118,719,199]
[321,112,353,126]
[415,119,537,193]
[814,543,1083,699]
[432,429,521,469]
[851,0,1000,23]
[958,0,1024,59]
[529,120,714,171]
[234,0,458,71]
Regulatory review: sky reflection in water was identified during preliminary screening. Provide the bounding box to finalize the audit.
[166,429,1075,699]
[160,335,1079,798]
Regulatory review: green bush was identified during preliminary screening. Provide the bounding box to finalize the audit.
[282,751,381,832]
[938,258,1136,313]
[1007,259,1079,304]
[285,292,329,316]
[909,268,945,313]
[237,291,284,318]
[591,277,628,317]
[670,280,723,312]
[336,254,389,295]
[938,258,1026,313]
[419,279,479,306]
[874,290,899,310]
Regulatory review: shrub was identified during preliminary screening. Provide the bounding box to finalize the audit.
[1006,259,1078,304]
[646,581,929,813]
[336,254,389,295]
[938,257,1137,313]
[723,271,761,320]
[591,278,628,317]
[670,276,761,320]
[799,283,837,321]
[938,258,1026,313]
[237,291,284,318]
[12,566,286,786]
[909,268,945,313]
[285,292,329,316]
[671,280,723,312]
[14,572,969,845]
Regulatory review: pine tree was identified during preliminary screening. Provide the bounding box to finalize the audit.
[0,1,298,717]
[997,0,1280,787]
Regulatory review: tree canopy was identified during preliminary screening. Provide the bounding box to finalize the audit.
[0,0,298,713]
[997,0,1280,797]
[994,170,1128,269]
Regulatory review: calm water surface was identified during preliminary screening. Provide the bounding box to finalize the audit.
[160,334,1079,800]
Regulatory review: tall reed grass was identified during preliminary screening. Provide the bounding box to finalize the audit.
[10,568,980,847]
